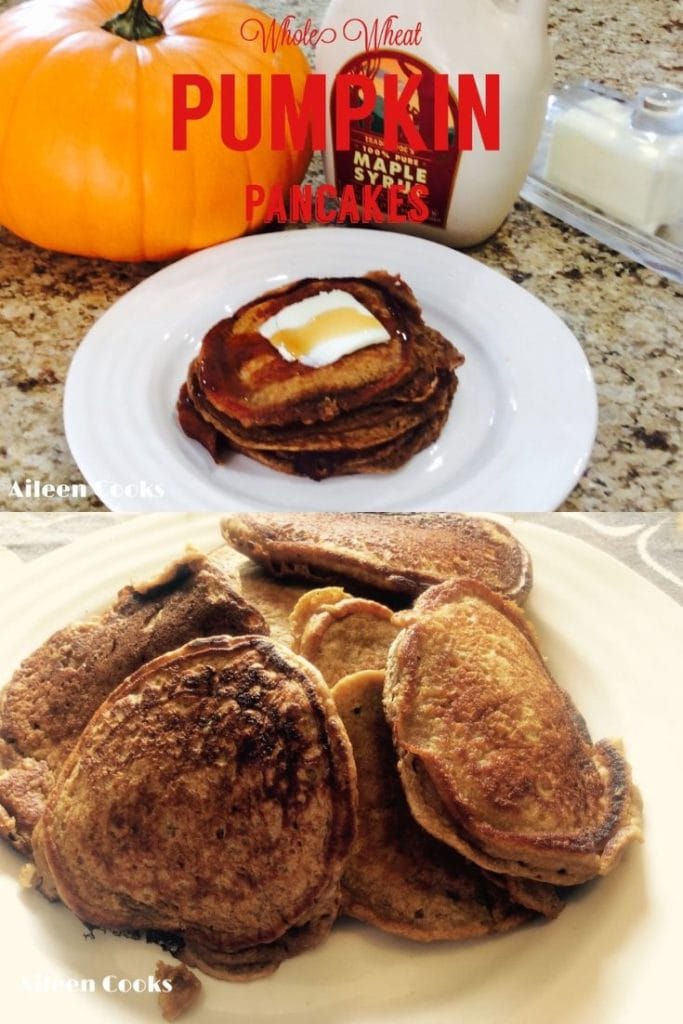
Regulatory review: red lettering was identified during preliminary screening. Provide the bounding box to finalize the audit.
[337,185,362,224]
[174,71,500,157]
[360,185,384,223]
[383,74,427,151]
[240,16,287,54]
[334,75,376,150]
[407,184,429,222]
[301,18,320,46]
[172,75,213,151]
[433,75,451,151]
[250,182,433,226]
[315,184,339,224]
[458,74,500,150]
[288,183,314,222]
[264,184,287,223]
[271,74,326,151]
[221,74,262,151]
[245,184,266,223]
[386,184,408,222]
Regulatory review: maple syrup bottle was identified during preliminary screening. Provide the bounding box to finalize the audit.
[316,0,552,246]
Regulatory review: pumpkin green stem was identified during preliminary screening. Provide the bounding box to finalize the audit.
[102,0,165,41]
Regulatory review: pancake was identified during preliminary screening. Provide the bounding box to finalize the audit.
[208,544,308,647]
[0,757,54,855]
[0,551,267,772]
[489,874,564,919]
[289,587,351,649]
[292,591,400,687]
[179,883,342,980]
[195,373,448,451]
[32,635,357,980]
[236,567,307,647]
[222,513,533,604]
[186,366,454,455]
[384,579,643,886]
[228,393,454,481]
[333,671,533,941]
[178,271,463,479]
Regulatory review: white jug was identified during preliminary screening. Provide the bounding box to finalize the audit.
[316,0,552,246]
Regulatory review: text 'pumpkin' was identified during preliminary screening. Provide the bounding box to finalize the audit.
[0,0,311,261]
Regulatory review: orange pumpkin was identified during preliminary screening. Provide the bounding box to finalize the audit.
[0,0,311,261]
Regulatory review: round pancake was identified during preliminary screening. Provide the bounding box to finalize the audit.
[222,513,533,605]
[385,579,643,886]
[33,635,358,979]
[334,671,532,941]
[289,587,351,649]
[294,595,400,687]
[0,552,267,770]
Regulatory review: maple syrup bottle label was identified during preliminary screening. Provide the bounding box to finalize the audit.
[331,50,460,227]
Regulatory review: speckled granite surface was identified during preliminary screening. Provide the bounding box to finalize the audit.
[0,0,681,511]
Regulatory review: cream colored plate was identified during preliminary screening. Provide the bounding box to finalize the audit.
[0,547,23,594]
[0,515,680,1024]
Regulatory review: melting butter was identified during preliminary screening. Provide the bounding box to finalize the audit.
[259,289,391,367]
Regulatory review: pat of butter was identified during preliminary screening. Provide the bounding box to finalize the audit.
[259,289,391,367]
[545,96,683,234]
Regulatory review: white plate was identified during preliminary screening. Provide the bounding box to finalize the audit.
[0,514,681,1024]
[64,228,597,512]
[0,546,23,592]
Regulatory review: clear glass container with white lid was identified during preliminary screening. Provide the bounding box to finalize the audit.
[521,81,683,283]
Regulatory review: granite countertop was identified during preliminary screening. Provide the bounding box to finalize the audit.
[0,0,681,512]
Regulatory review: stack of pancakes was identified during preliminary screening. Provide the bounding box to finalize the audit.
[292,581,642,932]
[178,271,463,480]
